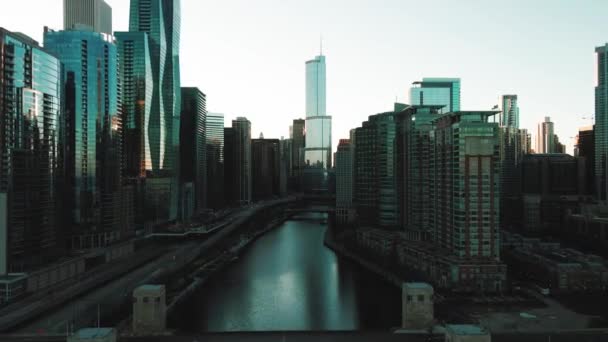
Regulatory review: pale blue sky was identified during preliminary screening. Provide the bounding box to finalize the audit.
[2,0,607,153]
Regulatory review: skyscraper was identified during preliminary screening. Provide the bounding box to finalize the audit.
[64,0,112,35]
[410,78,461,114]
[130,0,182,220]
[251,138,280,201]
[335,139,354,224]
[354,111,399,228]
[595,44,608,200]
[44,27,125,248]
[398,105,443,240]
[225,118,251,204]
[291,118,305,190]
[180,87,207,217]
[499,95,519,128]
[115,32,154,178]
[303,54,332,191]
[536,117,555,154]
[575,126,595,195]
[431,111,501,261]
[206,113,224,209]
[0,29,62,273]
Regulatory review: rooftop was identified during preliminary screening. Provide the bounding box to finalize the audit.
[404,282,433,290]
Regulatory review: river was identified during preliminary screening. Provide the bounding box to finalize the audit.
[174,212,401,332]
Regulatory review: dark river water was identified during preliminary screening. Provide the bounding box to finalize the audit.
[175,213,401,332]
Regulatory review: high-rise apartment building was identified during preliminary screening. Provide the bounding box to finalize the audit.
[64,0,112,35]
[410,78,461,114]
[206,113,224,209]
[251,138,280,201]
[596,44,608,200]
[499,95,519,128]
[180,88,207,216]
[536,117,555,154]
[354,111,399,228]
[130,0,182,220]
[0,29,62,274]
[304,54,332,191]
[44,28,126,248]
[398,105,443,240]
[430,111,501,260]
[225,118,251,204]
[291,119,305,190]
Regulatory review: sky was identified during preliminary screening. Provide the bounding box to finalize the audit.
[2,0,608,154]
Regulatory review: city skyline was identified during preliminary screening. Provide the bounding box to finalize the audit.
[3,0,608,154]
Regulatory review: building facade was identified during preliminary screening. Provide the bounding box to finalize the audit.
[0,29,62,273]
[499,94,519,128]
[251,138,280,201]
[44,28,127,249]
[303,55,332,192]
[410,78,461,114]
[291,118,305,190]
[354,110,399,229]
[180,87,206,217]
[64,0,112,35]
[575,126,595,195]
[335,139,355,224]
[536,116,555,154]
[431,111,501,260]
[224,118,251,205]
[596,44,608,201]
[206,113,224,209]
[130,0,182,221]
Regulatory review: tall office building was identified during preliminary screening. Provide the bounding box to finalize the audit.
[536,117,555,154]
[410,78,461,114]
[291,119,305,190]
[251,138,280,201]
[304,54,332,191]
[225,118,251,204]
[431,111,501,261]
[130,0,182,220]
[499,95,519,128]
[0,29,62,274]
[279,138,291,196]
[64,0,112,35]
[44,28,125,248]
[335,139,354,224]
[180,88,206,217]
[206,113,224,209]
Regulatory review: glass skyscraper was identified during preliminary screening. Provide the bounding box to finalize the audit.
[115,32,154,177]
[206,113,224,209]
[595,44,608,200]
[499,94,519,129]
[0,29,62,273]
[130,0,181,220]
[44,28,124,248]
[304,54,331,192]
[410,78,461,114]
[180,87,206,215]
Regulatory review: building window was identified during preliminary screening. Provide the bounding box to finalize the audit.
[417,295,425,302]
[407,295,413,302]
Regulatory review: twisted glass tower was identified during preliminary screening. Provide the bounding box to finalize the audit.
[129,0,181,220]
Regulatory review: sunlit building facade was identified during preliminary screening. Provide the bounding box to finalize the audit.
[410,78,460,114]
[0,29,62,273]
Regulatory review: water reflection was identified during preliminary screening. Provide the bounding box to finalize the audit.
[178,212,400,332]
